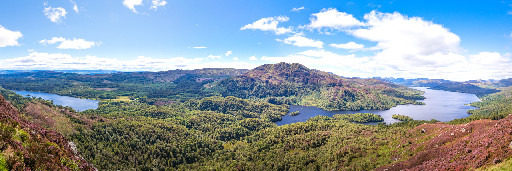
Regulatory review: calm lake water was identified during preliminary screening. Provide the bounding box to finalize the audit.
[275,87,480,126]
[12,91,99,112]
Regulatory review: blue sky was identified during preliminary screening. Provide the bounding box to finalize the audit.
[1,0,512,81]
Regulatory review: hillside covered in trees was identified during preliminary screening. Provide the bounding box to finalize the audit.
[215,63,425,110]
[0,68,248,101]
[0,63,512,170]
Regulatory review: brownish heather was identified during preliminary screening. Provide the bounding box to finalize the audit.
[0,94,95,170]
[378,114,512,170]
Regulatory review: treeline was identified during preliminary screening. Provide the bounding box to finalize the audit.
[0,68,247,101]
[430,82,500,97]
[331,113,384,123]
[448,86,512,124]
[215,63,425,111]
[392,114,413,121]
[2,84,512,170]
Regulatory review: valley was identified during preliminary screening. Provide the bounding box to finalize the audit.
[0,63,511,170]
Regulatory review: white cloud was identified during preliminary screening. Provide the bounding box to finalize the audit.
[249,56,258,60]
[329,42,364,50]
[40,37,101,50]
[245,11,512,81]
[123,0,143,13]
[151,0,167,10]
[0,51,259,71]
[233,57,239,61]
[225,51,232,56]
[208,55,221,59]
[508,11,512,15]
[192,46,207,49]
[258,49,512,81]
[241,16,293,35]
[306,8,364,30]
[291,6,305,12]
[349,11,461,68]
[0,26,23,47]
[71,0,79,13]
[282,34,323,48]
[44,5,67,23]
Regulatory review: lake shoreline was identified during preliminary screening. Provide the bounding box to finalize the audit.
[276,87,480,126]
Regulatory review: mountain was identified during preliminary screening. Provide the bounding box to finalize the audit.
[0,94,95,170]
[215,62,425,110]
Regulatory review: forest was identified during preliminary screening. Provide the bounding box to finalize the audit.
[0,63,511,170]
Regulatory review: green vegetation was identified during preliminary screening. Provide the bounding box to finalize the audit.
[290,111,300,116]
[392,114,414,121]
[331,113,384,123]
[0,94,94,170]
[1,63,512,170]
[448,86,512,124]
[0,68,247,101]
[216,63,425,111]
[430,82,500,97]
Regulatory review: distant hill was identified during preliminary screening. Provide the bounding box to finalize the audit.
[0,68,248,101]
[0,70,119,75]
[215,62,425,110]
[380,77,500,97]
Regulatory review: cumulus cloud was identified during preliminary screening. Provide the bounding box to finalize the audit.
[123,0,143,13]
[233,57,239,61]
[151,0,167,10]
[249,56,258,60]
[329,42,364,50]
[44,5,67,23]
[348,11,461,68]
[225,51,232,56]
[258,49,512,81]
[241,16,293,35]
[40,37,101,50]
[291,6,305,12]
[0,26,23,47]
[0,51,258,71]
[306,8,364,31]
[71,0,79,13]
[281,33,323,48]
[243,10,512,80]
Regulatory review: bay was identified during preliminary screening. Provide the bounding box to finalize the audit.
[275,87,480,126]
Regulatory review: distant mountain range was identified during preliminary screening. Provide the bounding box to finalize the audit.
[0,70,119,75]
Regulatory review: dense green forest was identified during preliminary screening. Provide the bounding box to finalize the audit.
[392,114,414,121]
[215,63,425,110]
[0,68,247,101]
[0,63,426,111]
[1,63,512,170]
[1,83,511,170]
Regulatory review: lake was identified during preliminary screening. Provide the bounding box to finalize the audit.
[12,90,99,112]
[275,87,480,126]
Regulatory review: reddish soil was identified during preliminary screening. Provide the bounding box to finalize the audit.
[378,114,512,170]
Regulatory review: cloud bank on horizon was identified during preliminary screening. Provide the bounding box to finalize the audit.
[0,1,511,81]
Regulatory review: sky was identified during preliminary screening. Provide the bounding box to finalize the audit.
[1,0,512,81]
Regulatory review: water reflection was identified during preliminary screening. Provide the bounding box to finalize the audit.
[12,91,99,112]
[276,87,480,126]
